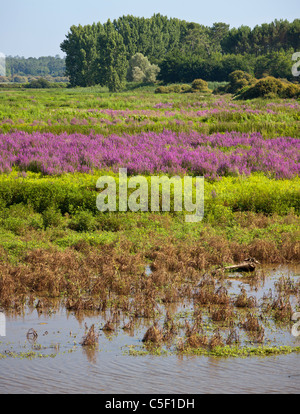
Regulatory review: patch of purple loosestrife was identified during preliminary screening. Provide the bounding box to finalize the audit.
[0,130,299,179]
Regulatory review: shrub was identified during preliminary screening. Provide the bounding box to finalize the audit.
[25,78,51,89]
[237,76,300,99]
[2,216,27,235]
[214,71,255,95]
[227,70,255,93]
[68,210,97,232]
[168,84,182,93]
[155,86,169,94]
[96,213,124,232]
[13,75,28,83]
[0,203,44,234]
[283,83,300,98]
[155,83,192,94]
[191,79,210,93]
[28,213,44,230]
[180,84,192,93]
[42,206,64,228]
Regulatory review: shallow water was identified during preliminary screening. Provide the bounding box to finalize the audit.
[0,265,299,394]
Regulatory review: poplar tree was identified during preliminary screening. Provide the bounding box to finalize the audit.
[97,20,128,91]
[60,23,102,87]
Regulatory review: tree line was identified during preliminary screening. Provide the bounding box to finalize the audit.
[60,15,300,90]
[5,55,66,78]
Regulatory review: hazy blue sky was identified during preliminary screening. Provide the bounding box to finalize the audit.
[0,0,299,57]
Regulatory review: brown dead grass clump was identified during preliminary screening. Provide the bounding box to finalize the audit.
[211,305,235,323]
[194,285,230,306]
[184,319,209,349]
[234,287,257,308]
[81,324,99,347]
[0,269,18,308]
[162,311,178,341]
[102,320,115,332]
[142,323,163,344]
[65,297,101,312]
[241,313,264,342]
[209,329,224,349]
[242,313,262,332]
[226,329,240,345]
[186,332,209,348]
[248,240,282,263]
[271,296,293,321]
[275,276,299,296]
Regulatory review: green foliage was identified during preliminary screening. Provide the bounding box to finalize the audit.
[96,213,125,232]
[155,83,191,94]
[0,173,98,215]
[25,78,52,88]
[127,53,160,83]
[68,210,97,232]
[97,20,128,92]
[158,52,255,84]
[227,70,255,93]
[0,203,44,235]
[42,206,64,228]
[60,16,300,87]
[6,55,66,78]
[237,76,300,99]
[214,70,256,94]
[191,79,210,93]
[155,85,170,94]
[61,23,102,87]
[155,80,211,94]
[0,173,298,220]
[222,19,300,55]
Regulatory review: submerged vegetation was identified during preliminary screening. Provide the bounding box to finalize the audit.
[0,85,299,358]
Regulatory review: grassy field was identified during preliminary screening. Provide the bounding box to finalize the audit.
[0,86,299,355]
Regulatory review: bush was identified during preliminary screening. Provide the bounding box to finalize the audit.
[168,84,182,93]
[42,206,64,228]
[96,213,124,232]
[283,83,300,98]
[68,210,97,232]
[191,79,210,93]
[25,78,51,89]
[180,84,192,93]
[0,203,44,234]
[214,71,255,95]
[155,83,192,94]
[155,86,170,94]
[237,76,300,99]
[227,70,255,93]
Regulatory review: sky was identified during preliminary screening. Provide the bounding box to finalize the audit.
[0,0,299,58]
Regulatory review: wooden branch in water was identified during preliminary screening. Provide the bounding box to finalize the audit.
[225,258,260,273]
